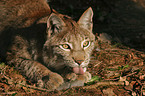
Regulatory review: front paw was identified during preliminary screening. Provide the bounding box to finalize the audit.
[77,72,92,83]
[37,72,64,90]
[57,72,91,90]
[65,73,77,81]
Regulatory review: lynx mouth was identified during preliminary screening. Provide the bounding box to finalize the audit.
[73,67,85,75]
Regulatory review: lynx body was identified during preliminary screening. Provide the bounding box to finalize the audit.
[1,1,95,90]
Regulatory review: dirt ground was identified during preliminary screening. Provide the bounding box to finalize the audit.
[0,0,145,95]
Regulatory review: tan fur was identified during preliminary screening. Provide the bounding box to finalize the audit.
[0,0,51,33]
[0,0,95,90]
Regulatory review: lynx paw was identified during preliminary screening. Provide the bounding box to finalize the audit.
[75,71,91,83]
[37,72,64,90]
[56,72,91,90]
[65,73,77,81]
[83,72,92,83]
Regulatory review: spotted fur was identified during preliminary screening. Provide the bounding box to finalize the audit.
[6,7,95,90]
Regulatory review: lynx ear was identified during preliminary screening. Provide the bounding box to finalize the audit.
[77,7,93,32]
[47,13,65,37]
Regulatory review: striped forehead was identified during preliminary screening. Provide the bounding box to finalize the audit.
[50,17,94,45]
[63,33,84,43]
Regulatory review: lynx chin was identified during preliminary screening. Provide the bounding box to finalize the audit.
[6,7,95,90]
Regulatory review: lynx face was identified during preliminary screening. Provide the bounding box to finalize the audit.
[42,7,95,75]
[5,7,95,90]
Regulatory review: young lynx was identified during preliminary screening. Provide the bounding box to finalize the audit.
[6,7,95,90]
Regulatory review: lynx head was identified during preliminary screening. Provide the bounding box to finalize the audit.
[43,7,95,74]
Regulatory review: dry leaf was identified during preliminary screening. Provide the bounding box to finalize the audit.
[132,92,136,96]
[143,90,145,96]
[103,88,116,96]
[119,76,126,82]
[130,81,136,89]
[139,74,145,80]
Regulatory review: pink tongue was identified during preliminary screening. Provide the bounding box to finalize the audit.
[73,67,84,75]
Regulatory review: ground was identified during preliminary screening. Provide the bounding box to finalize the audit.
[0,0,145,95]
[0,38,145,95]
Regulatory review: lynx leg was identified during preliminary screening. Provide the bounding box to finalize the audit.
[8,58,64,90]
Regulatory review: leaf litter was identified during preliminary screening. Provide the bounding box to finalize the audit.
[0,35,145,95]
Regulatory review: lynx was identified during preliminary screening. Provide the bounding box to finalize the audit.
[5,7,95,90]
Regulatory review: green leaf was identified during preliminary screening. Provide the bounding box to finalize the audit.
[85,76,102,85]
[118,65,129,70]
[0,62,6,68]
[12,93,17,96]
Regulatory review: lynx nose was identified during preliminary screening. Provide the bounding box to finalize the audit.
[75,60,84,65]
[72,51,85,65]
[72,57,84,65]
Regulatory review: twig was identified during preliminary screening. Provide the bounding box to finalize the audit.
[1,72,11,80]
[104,71,138,81]
[141,85,143,96]
[93,61,102,67]
[0,92,16,95]
[19,83,52,92]
[83,81,125,89]
[104,48,124,51]
[0,91,39,95]
[135,78,143,96]
[125,72,137,77]
[104,78,119,81]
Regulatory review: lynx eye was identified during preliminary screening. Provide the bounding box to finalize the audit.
[59,43,72,51]
[83,41,90,47]
[61,44,71,49]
